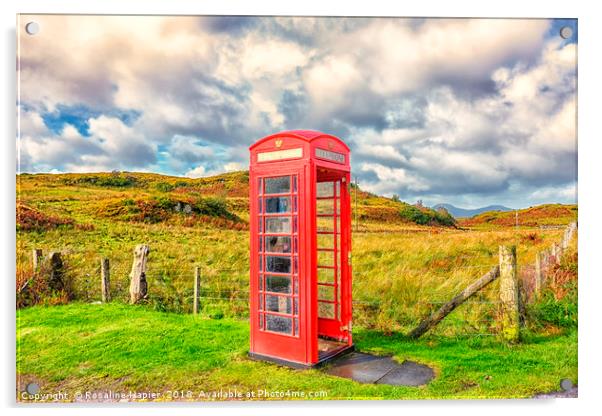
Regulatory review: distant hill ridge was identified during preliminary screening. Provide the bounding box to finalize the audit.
[17,171,575,228]
[433,203,512,218]
[458,203,577,228]
[16,171,456,228]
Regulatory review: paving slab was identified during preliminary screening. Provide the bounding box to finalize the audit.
[323,352,435,386]
[376,360,435,386]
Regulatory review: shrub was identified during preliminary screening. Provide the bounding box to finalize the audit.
[62,173,138,188]
[17,204,74,232]
[529,250,578,329]
[529,288,577,329]
[398,204,456,226]
[96,195,244,227]
[174,181,189,188]
[197,197,237,220]
[155,182,175,193]
[16,262,73,308]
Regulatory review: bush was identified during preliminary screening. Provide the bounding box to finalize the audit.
[16,262,73,308]
[155,182,175,192]
[398,204,456,226]
[17,204,74,232]
[96,195,244,228]
[62,173,138,188]
[529,288,577,329]
[529,250,578,329]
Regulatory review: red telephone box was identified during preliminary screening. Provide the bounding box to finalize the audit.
[248,130,354,368]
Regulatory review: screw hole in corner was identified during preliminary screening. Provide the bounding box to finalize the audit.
[559,26,573,40]
[560,378,574,391]
[25,21,40,36]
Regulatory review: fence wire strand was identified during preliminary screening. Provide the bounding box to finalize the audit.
[19,222,576,337]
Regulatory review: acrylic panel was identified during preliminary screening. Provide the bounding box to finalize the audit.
[16,14,578,402]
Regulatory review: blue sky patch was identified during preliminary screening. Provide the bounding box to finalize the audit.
[41,105,140,136]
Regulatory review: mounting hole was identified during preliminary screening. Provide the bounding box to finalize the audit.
[559,26,573,40]
[25,21,40,35]
[560,378,573,391]
[25,382,40,395]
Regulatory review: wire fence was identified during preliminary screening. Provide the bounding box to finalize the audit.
[17,222,577,337]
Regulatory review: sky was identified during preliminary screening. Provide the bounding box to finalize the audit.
[17,15,577,209]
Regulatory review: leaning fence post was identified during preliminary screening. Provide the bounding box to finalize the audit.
[193,266,201,315]
[499,245,520,342]
[129,244,149,304]
[32,248,43,271]
[408,265,500,339]
[101,258,111,303]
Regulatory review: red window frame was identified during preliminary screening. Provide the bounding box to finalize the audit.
[257,174,300,337]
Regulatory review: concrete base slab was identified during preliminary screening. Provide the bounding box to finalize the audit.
[323,352,435,386]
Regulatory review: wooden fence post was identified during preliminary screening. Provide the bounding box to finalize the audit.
[534,251,544,296]
[564,222,577,249]
[193,266,201,315]
[499,245,520,342]
[101,258,111,303]
[32,249,42,271]
[561,226,570,250]
[552,242,560,264]
[47,251,64,291]
[129,244,149,304]
[543,248,551,271]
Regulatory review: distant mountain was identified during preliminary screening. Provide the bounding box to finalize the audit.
[433,203,513,218]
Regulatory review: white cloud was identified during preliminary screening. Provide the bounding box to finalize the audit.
[185,165,207,178]
[86,116,156,168]
[17,15,576,207]
[18,106,47,136]
[304,55,363,111]
[529,183,577,203]
[360,162,428,195]
[346,38,576,202]
[19,112,156,173]
[167,135,214,163]
[223,162,244,172]
[185,161,243,179]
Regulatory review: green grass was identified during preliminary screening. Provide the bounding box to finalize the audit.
[17,303,577,401]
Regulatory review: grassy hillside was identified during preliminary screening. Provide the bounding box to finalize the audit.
[458,204,577,229]
[16,171,455,230]
[17,303,577,401]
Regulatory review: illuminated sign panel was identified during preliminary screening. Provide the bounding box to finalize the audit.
[257,148,303,162]
[315,148,345,164]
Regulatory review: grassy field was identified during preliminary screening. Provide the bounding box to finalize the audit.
[17,303,577,401]
[15,171,578,400]
[16,172,577,333]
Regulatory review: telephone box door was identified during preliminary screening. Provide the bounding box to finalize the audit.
[316,171,352,344]
[250,168,309,364]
